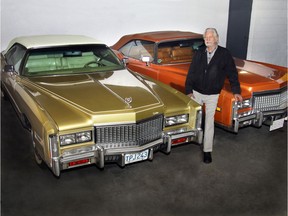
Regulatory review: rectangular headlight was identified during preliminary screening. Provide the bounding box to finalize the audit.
[76,131,92,143]
[165,114,189,127]
[236,99,252,109]
[60,131,92,146]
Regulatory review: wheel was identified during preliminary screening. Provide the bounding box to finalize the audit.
[34,147,43,166]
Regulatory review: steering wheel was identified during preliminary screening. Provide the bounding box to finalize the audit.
[84,61,104,68]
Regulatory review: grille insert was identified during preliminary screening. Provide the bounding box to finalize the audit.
[253,88,287,112]
[95,115,163,149]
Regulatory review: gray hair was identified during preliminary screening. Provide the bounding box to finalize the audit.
[203,28,219,43]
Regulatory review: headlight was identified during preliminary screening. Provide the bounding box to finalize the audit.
[236,99,252,109]
[60,131,92,146]
[165,114,189,127]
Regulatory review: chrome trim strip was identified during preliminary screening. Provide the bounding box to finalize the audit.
[61,152,95,163]
[169,131,196,139]
[262,108,287,116]
[238,113,258,122]
[196,110,202,129]
[104,138,163,155]
[148,148,154,160]
[96,146,104,168]
[52,158,61,177]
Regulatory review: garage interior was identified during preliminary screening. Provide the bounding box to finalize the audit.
[1,0,287,215]
[1,95,287,216]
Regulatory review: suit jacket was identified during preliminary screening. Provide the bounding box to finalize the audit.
[185,46,241,95]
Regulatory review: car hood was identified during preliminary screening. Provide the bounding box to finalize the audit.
[25,70,162,113]
[234,58,287,88]
[23,69,170,130]
[163,59,286,90]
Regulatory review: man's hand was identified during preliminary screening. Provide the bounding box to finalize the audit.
[234,94,243,102]
[187,93,195,99]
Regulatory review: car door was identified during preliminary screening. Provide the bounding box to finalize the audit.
[2,44,27,105]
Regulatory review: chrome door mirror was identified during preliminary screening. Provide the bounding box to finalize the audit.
[122,57,129,66]
[3,65,15,72]
[141,56,151,66]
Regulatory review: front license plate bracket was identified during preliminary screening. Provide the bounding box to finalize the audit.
[124,149,149,165]
[269,118,285,131]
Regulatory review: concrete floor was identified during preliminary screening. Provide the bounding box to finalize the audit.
[1,98,287,216]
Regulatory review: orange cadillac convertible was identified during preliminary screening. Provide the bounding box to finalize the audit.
[111,31,287,133]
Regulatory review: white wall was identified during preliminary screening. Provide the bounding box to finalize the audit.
[2,0,287,67]
[247,0,287,67]
[1,0,229,49]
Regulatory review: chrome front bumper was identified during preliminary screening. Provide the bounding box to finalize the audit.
[232,110,263,133]
[232,108,287,133]
[51,128,203,177]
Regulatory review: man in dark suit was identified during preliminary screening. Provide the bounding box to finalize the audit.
[185,28,243,163]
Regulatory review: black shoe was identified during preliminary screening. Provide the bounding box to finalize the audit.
[203,152,212,163]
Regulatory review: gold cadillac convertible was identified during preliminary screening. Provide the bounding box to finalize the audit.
[1,35,202,177]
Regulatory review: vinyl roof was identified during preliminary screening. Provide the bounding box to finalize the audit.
[4,35,104,53]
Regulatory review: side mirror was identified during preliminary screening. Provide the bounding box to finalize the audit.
[141,56,151,66]
[3,65,15,72]
[122,57,129,66]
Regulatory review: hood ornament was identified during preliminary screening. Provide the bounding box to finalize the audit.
[124,97,132,104]
[267,71,275,78]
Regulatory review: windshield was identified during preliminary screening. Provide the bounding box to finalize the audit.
[23,44,124,76]
[157,39,204,64]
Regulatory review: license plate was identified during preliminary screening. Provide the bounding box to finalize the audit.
[125,149,149,164]
[270,118,285,131]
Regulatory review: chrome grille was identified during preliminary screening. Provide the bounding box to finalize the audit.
[95,115,163,149]
[253,89,287,112]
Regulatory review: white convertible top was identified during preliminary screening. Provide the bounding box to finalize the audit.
[3,35,104,53]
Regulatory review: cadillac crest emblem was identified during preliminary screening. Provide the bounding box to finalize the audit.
[124,97,132,104]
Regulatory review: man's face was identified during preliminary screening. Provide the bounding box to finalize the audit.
[204,31,218,48]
